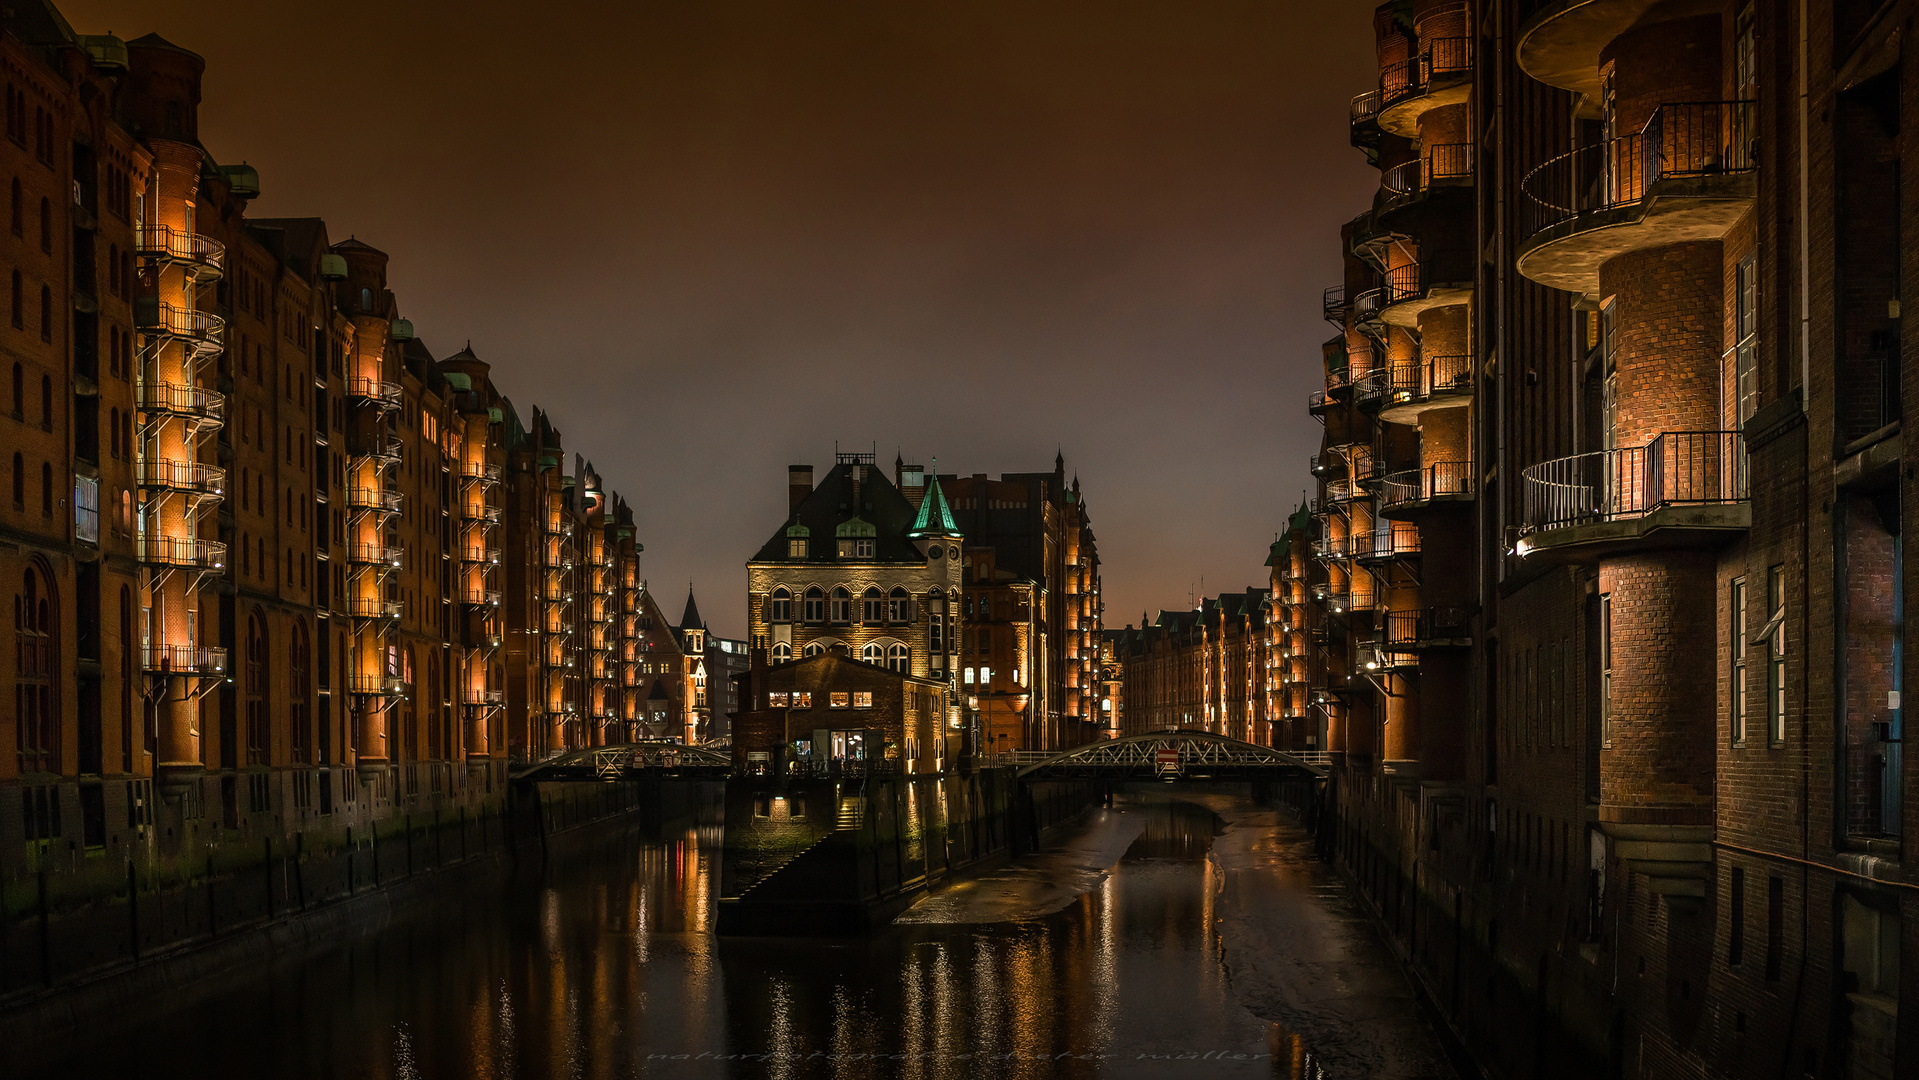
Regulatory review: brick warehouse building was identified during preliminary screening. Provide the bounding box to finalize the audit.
[1108,589,1271,743]
[1291,1,1919,1077]
[0,0,694,987]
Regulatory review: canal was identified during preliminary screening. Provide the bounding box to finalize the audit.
[13,791,1453,1079]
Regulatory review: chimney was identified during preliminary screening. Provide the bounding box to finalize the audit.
[788,465,812,517]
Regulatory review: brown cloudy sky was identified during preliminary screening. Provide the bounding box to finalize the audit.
[65,0,1375,637]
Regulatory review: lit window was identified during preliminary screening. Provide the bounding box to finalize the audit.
[788,538,807,558]
[769,691,789,706]
[964,667,974,685]
[830,691,850,709]
[862,642,884,665]
[795,691,812,707]
[854,691,873,708]
[980,666,992,686]
[772,643,792,663]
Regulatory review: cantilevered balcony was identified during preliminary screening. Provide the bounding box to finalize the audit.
[1372,256,1473,328]
[1377,37,1472,137]
[1352,524,1420,562]
[135,300,225,353]
[462,584,503,607]
[1308,371,1353,417]
[1380,461,1475,517]
[135,224,225,280]
[345,596,403,620]
[459,460,502,484]
[138,535,227,570]
[1517,0,1665,98]
[462,544,501,565]
[344,376,404,409]
[141,643,227,676]
[1517,101,1757,294]
[1378,143,1474,217]
[137,458,225,497]
[1377,354,1473,422]
[1321,285,1349,327]
[464,688,505,708]
[346,487,402,513]
[140,381,224,423]
[1517,430,1748,560]
[344,542,403,568]
[347,674,406,696]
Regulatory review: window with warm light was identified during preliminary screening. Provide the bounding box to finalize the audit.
[830,691,850,709]
[854,691,872,708]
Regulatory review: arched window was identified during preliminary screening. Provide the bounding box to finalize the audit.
[769,587,791,623]
[803,642,825,658]
[37,196,49,252]
[245,612,269,765]
[889,587,911,624]
[771,643,792,663]
[802,586,824,623]
[861,586,883,624]
[17,564,58,773]
[290,623,311,765]
[888,644,909,674]
[830,586,851,623]
[359,287,372,312]
[861,642,885,665]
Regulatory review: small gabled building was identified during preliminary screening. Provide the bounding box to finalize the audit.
[728,648,954,778]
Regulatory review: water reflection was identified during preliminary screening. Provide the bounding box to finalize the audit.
[17,795,1330,1079]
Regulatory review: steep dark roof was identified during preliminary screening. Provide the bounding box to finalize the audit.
[750,462,928,564]
[680,588,705,631]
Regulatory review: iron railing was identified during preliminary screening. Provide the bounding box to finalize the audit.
[1520,431,1747,534]
[1381,461,1475,510]
[1321,285,1347,325]
[1350,90,1382,127]
[1380,37,1472,108]
[344,377,403,407]
[141,644,226,675]
[1380,144,1473,202]
[346,487,402,513]
[140,381,224,421]
[344,542,403,567]
[347,674,406,696]
[1383,353,1473,405]
[137,535,226,570]
[137,459,224,495]
[135,224,225,276]
[1520,101,1758,242]
[136,301,225,348]
[345,596,403,620]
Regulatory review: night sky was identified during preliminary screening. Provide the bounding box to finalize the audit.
[65,0,1376,638]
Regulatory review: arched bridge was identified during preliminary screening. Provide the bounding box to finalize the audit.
[1013,730,1330,781]
[511,741,732,782]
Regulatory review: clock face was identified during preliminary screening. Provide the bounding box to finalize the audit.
[928,545,944,559]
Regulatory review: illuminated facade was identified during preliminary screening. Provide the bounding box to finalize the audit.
[1292,1,1919,1077]
[0,7,676,919]
[1108,590,1270,742]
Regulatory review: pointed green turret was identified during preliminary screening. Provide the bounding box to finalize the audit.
[910,459,961,538]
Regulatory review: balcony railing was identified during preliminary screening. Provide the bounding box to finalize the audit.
[135,301,225,349]
[1384,354,1473,407]
[1520,431,1747,535]
[140,381,224,422]
[346,487,402,513]
[347,674,406,696]
[1350,89,1382,128]
[137,459,225,495]
[464,503,501,524]
[137,535,227,570]
[1321,285,1347,326]
[1380,37,1472,109]
[1520,101,1758,242]
[464,688,505,708]
[345,542,403,567]
[1381,143,1474,203]
[135,224,225,278]
[1381,461,1475,511]
[1352,525,1420,560]
[141,644,227,675]
[460,460,502,482]
[345,596,403,620]
[462,545,501,564]
[344,377,404,407]
[462,585,503,606]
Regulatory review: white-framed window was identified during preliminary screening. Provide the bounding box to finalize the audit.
[830,587,851,623]
[888,644,909,674]
[853,691,873,708]
[861,587,883,624]
[889,587,911,623]
[862,642,885,665]
[1766,566,1787,744]
[803,587,824,623]
[1730,576,1748,743]
[769,588,791,623]
[772,643,792,663]
[788,538,807,558]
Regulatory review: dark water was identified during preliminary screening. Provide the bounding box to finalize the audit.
[17,796,1339,1080]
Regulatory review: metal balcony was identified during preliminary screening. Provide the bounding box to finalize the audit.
[1518,101,1757,292]
[462,585,502,606]
[1381,461,1476,515]
[461,544,501,564]
[140,381,225,422]
[1518,431,1748,558]
[344,542,403,567]
[137,458,225,496]
[1321,285,1347,327]
[459,460,502,483]
[141,643,227,676]
[1379,355,1474,421]
[345,596,403,620]
[346,487,402,513]
[1377,37,1473,137]
[135,224,225,280]
[135,301,225,352]
[137,535,227,570]
[344,376,404,408]
[1352,524,1420,561]
[464,689,505,708]
[1379,143,1474,211]
[347,674,406,696]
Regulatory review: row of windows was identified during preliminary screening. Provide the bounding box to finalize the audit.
[9,178,53,252]
[10,270,55,342]
[768,585,930,625]
[768,641,912,673]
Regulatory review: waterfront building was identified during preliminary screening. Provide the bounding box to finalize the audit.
[944,454,1104,753]
[1108,589,1270,742]
[728,647,955,777]
[1293,1,1917,1076]
[0,3,682,994]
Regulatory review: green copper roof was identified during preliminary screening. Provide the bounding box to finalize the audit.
[785,524,810,537]
[1264,538,1288,567]
[910,465,960,537]
[835,516,877,538]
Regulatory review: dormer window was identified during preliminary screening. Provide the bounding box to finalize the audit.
[789,538,808,558]
[838,537,875,558]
